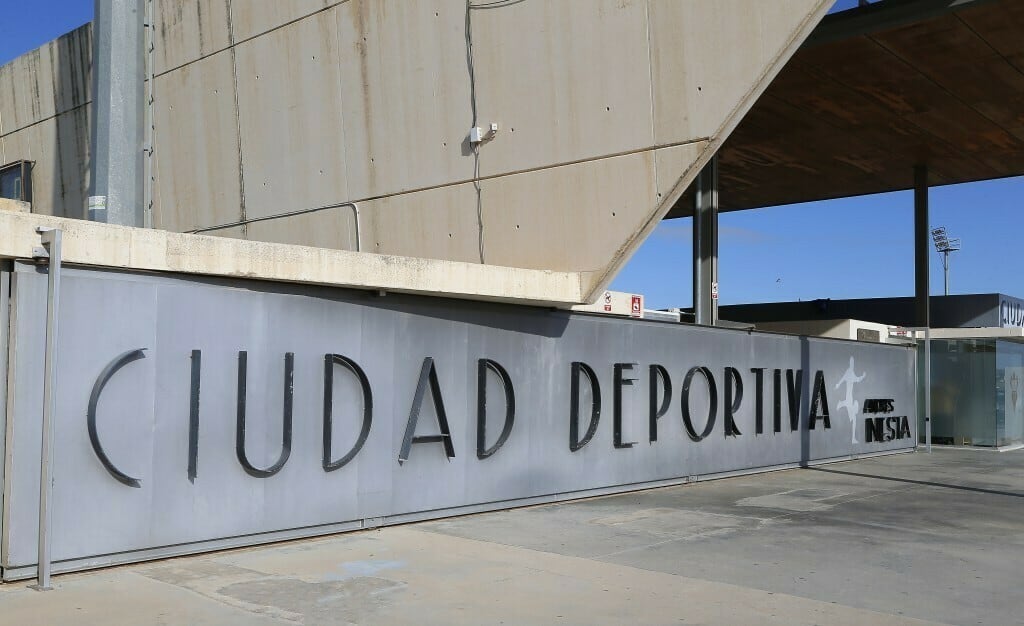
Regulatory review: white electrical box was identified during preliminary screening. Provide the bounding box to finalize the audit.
[470,123,500,144]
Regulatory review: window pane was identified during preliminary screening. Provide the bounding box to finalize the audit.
[0,161,31,202]
[0,166,21,200]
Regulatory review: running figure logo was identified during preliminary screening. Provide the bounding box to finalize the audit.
[835,357,866,444]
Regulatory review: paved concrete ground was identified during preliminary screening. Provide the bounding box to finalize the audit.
[1,448,1022,625]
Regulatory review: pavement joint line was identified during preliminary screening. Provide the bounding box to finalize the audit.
[809,466,1024,499]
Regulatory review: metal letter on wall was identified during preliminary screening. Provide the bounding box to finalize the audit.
[613,363,638,448]
[88,348,147,488]
[773,369,782,433]
[681,366,717,442]
[724,367,743,437]
[751,368,765,434]
[399,357,455,464]
[649,364,672,442]
[569,362,601,451]
[786,369,803,431]
[477,359,515,459]
[809,370,831,430]
[235,351,294,478]
[188,350,201,482]
[323,354,373,472]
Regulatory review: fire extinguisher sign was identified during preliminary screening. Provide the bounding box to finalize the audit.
[631,295,642,318]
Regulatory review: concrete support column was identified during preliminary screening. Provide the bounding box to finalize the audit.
[693,155,719,326]
[914,164,929,328]
[89,0,145,226]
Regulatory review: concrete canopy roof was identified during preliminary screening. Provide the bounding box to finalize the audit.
[666,0,1024,217]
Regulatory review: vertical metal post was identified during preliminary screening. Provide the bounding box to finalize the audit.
[914,166,931,454]
[693,155,719,326]
[33,227,62,591]
[924,327,931,453]
[914,165,930,328]
[942,252,950,296]
[89,0,145,226]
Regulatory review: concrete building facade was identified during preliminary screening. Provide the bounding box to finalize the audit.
[0,0,829,303]
[1,2,939,586]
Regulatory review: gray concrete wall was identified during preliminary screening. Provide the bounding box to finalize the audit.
[0,1,831,299]
[0,199,30,214]
[0,261,916,578]
[0,24,92,219]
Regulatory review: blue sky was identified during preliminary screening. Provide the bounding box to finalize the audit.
[612,177,1021,309]
[3,0,1021,309]
[0,0,92,66]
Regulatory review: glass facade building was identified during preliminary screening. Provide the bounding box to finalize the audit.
[719,293,1024,449]
[922,339,1024,448]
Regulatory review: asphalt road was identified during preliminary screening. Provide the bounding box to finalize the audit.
[1,448,1021,625]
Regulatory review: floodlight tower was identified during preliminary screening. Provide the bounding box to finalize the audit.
[931,227,961,296]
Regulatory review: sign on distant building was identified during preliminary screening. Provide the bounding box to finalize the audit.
[1000,296,1024,328]
[573,291,645,318]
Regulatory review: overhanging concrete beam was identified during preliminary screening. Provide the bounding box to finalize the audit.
[0,211,587,307]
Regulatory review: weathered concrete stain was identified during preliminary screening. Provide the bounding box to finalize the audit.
[143,558,406,624]
[218,576,406,624]
[736,488,851,512]
[324,559,406,580]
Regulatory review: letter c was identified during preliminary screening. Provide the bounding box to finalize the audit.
[88,349,147,488]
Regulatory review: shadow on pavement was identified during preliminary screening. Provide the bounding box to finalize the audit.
[809,465,1024,498]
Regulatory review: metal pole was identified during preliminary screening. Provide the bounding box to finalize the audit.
[914,166,931,453]
[693,155,719,326]
[89,0,145,226]
[943,252,949,296]
[914,165,930,328]
[32,227,62,590]
[924,326,931,453]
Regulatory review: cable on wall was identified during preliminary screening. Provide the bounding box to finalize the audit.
[464,0,526,264]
